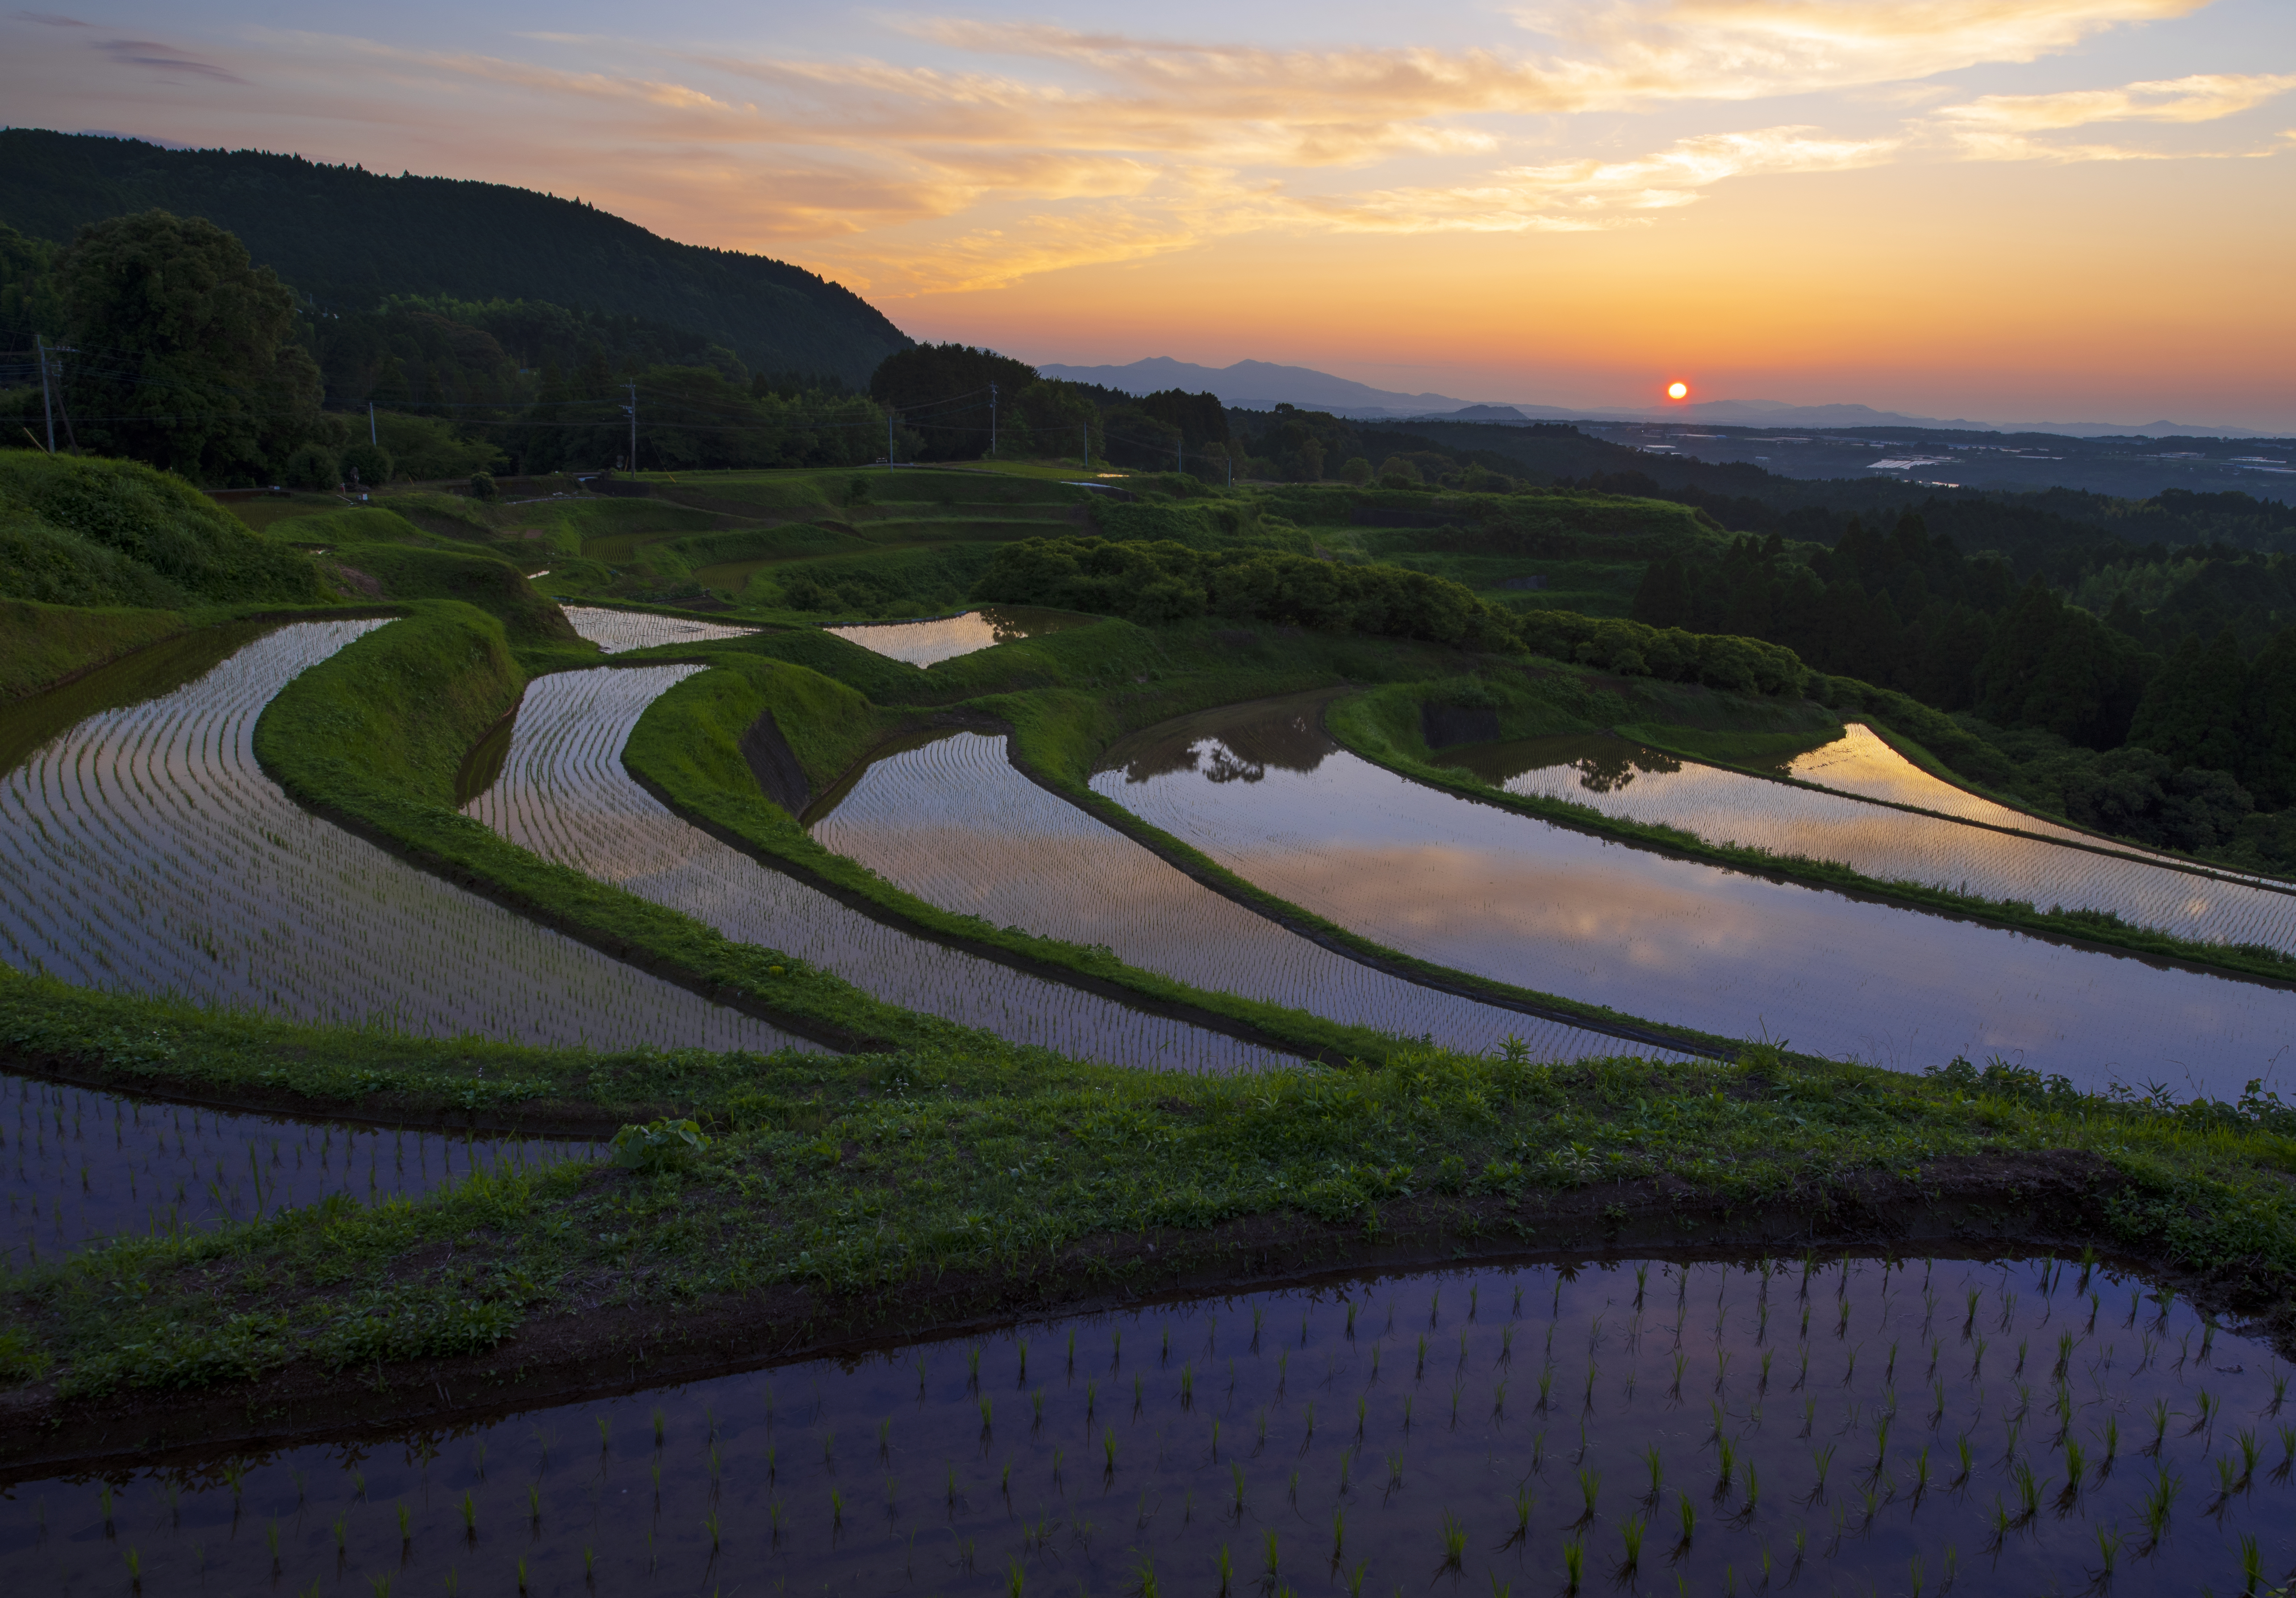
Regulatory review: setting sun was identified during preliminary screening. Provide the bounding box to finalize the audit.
[1667,381,1689,400]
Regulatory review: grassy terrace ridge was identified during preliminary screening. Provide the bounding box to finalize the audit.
[2,1037,2295,1467]
[1328,677,2296,988]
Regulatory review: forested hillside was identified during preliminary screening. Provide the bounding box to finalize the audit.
[0,130,910,385]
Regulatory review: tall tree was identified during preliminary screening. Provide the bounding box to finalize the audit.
[58,210,326,484]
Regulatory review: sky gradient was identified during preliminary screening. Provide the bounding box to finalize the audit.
[4,1,2292,427]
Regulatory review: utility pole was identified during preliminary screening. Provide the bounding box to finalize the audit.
[368,401,377,446]
[1176,434,1183,476]
[34,335,55,454]
[1082,422,1090,470]
[623,382,637,473]
[886,407,895,467]
[989,383,998,459]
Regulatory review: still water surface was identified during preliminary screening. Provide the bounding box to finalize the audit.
[813,729,1700,1062]
[1092,696,2296,1096]
[1454,730,2296,955]
[464,668,1285,1071]
[828,607,1090,666]
[3,1254,2282,1596]
[0,1074,592,1267]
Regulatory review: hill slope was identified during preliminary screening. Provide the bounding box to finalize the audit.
[0,130,911,385]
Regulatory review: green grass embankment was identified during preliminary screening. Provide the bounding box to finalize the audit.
[1332,677,2296,986]
[3,1039,2293,1462]
[249,602,1052,1071]
[0,598,187,699]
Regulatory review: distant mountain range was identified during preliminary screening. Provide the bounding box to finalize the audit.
[1033,357,2286,441]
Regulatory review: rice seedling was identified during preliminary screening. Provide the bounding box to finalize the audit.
[2138,1465,2181,1552]
[1562,1537,1585,1593]
[1576,1468,1600,1525]
[1642,1444,1665,1505]
[1676,1490,1697,1549]
[1616,1514,1645,1576]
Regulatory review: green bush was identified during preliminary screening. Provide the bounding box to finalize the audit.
[610,1117,711,1171]
[975,536,1521,651]
[1516,609,1809,697]
[340,440,392,486]
[282,443,339,491]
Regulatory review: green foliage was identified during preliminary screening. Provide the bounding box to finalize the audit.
[1516,610,1808,697]
[974,536,1521,649]
[870,343,1041,461]
[0,450,321,604]
[338,545,576,645]
[54,210,329,484]
[370,410,505,481]
[610,1118,711,1171]
[338,440,392,487]
[283,443,339,492]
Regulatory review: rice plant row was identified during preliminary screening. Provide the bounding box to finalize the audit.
[1090,708,2296,1094]
[1503,724,2296,955]
[0,622,803,1055]
[8,1252,2283,1596]
[0,1072,591,1266]
[561,606,763,654]
[813,730,1694,1064]
[463,666,1286,1071]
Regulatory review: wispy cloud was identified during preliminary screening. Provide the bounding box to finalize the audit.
[97,37,245,83]
[1938,71,2296,131]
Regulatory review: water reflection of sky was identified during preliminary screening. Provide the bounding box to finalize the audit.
[812,730,1699,1063]
[828,606,1085,666]
[1093,700,2296,1098]
[4,1255,2279,1596]
[1466,730,2296,956]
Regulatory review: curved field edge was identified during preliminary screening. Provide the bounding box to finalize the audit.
[620,658,1662,1068]
[1,1046,2293,1471]
[1328,682,2296,988]
[248,601,1059,1073]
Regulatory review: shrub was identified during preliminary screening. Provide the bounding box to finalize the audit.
[282,443,339,492]
[469,471,498,501]
[610,1117,711,1171]
[340,440,392,486]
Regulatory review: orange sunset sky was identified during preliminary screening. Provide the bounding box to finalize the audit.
[3,0,2292,427]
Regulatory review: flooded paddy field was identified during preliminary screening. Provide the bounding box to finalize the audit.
[0,1075,592,1268]
[7,1253,2284,1597]
[0,622,803,1054]
[1461,731,2296,955]
[813,730,1698,1063]
[827,607,1090,666]
[558,607,762,654]
[464,667,1286,1071]
[1094,698,2296,1096]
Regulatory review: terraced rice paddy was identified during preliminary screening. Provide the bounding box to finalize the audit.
[463,667,1284,1070]
[813,730,1696,1062]
[827,606,1088,666]
[559,606,761,654]
[0,621,802,1053]
[11,1252,2285,1596]
[1094,696,2296,1095]
[1463,732,2296,955]
[0,1075,591,1267]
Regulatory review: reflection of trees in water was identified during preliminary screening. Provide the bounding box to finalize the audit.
[1115,707,1338,786]
[1203,745,1264,784]
[1572,745,1682,795]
